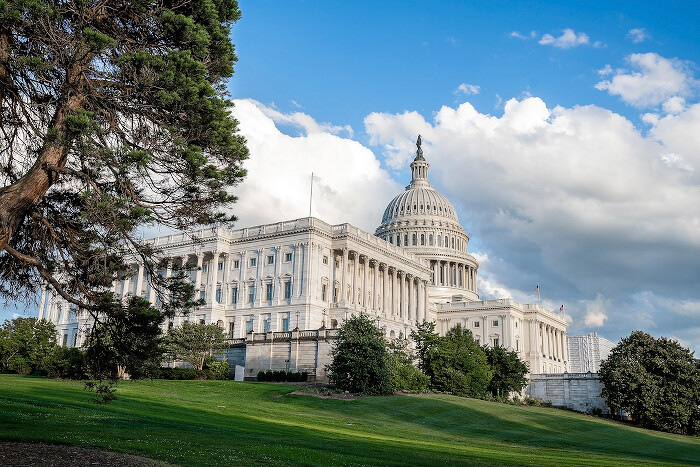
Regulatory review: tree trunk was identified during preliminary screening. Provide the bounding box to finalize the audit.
[0,94,84,251]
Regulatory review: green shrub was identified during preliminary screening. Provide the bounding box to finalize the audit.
[203,356,229,380]
[44,347,87,380]
[390,362,430,392]
[159,367,200,380]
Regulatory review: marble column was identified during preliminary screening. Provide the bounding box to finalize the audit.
[341,248,348,305]
[352,251,358,305]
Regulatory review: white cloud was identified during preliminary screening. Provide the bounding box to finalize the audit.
[583,295,611,327]
[510,30,537,40]
[455,83,480,95]
[662,96,686,114]
[598,64,613,76]
[228,99,401,232]
[539,29,590,48]
[627,28,649,43]
[595,53,697,108]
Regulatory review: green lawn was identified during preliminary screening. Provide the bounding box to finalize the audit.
[0,375,698,466]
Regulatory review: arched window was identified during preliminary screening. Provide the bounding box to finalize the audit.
[429,234,433,245]
[412,233,417,245]
[437,235,441,247]
[420,234,425,245]
[389,235,393,244]
[451,237,455,249]
[445,235,448,246]
[404,234,409,246]
[397,235,401,246]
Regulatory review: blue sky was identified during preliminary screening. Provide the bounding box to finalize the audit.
[5,1,700,353]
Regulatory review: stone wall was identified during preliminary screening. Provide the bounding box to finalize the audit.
[234,329,337,381]
[525,373,609,414]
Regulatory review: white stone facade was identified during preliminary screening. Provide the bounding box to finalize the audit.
[39,140,568,380]
[567,332,616,373]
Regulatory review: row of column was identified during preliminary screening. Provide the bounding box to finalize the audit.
[121,243,310,308]
[431,260,477,292]
[336,248,429,324]
[530,321,567,363]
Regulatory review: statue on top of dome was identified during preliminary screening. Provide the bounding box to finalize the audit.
[415,134,425,160]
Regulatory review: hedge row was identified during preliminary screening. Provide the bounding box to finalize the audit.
[257,370,308,382]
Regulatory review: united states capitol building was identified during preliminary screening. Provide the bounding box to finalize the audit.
[39,139,569,380]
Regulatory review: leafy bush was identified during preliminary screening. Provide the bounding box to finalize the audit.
[387,338,429,393]
[159,368,201,380]
[257,369,308,382]
[203,356,230,380]
[44,347,87,380]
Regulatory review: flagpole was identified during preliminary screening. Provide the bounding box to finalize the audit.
[309,172,313,218]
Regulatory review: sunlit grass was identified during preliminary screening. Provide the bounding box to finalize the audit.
[1,375,698,466]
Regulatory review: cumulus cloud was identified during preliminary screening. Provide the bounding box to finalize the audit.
[455,83,481,95]
[364,96,700,350]
[627,28,649,43]
[539,29,590,48]
[228,99,401,232]
[595,53,697,109]
[510,30,537,40]
[583,295,611,327]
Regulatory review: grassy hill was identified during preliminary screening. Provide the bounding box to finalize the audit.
[1,375,698,466]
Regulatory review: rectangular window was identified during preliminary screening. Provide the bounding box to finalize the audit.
[284,282,291,299]
[249,258,256,267]
[389,236,393,244]
[493,338,499,347]
[231,287,238,304]
[492,320,499,326]
[202,264,208,273]
[323,255,328,265]
[228,321,235,338]
[321,284,327,301]
[333,286,338,302]
[285,252,292,262]
[474,321,480,328]
[397,236,401,246]
[218,262,223,271]
[263,318,270,333]
[335,259,339,268]
[267,255,274,264]
[246,319,253,333]
[266,283,273,301]
[282,316,289,332]
[248,286,255,303]
[233,259,240,269]
[200,290,206,301]
[216,288,222,303]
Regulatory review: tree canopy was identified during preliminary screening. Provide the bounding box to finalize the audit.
[599,330,700,435]
[326,314,392,395]
[0,316,56,373]
[483,345,529,398]
[164,320,227,371]
[0,0,248,319]
[413,322,492,398]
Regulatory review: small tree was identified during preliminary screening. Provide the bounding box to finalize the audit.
[0,317,57,374]
[164,321,227,371]
[386,336,429,393]
[484,345,529,399]
[413,323,492,397]
[326,314,391,395]
[83,295,165,380]
[599,330,700,434]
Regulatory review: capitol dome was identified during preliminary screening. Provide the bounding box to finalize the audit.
[375,136,479,302]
